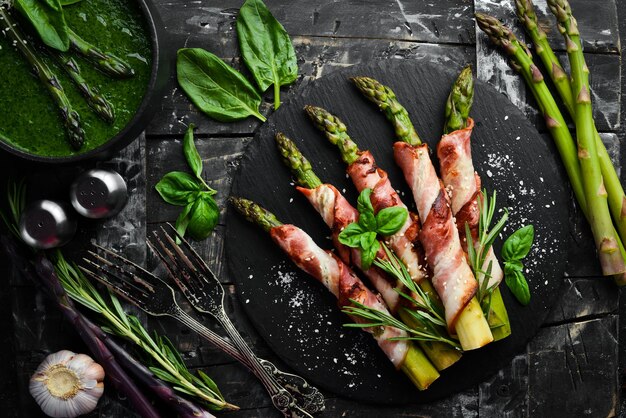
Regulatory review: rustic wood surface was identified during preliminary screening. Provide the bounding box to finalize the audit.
[1,0,625,417]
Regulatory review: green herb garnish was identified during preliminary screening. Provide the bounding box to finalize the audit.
[502,225,534,305]
[155,124,219,241]
[338,188,408,270]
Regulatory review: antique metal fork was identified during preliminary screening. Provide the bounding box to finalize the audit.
[80,242,324,418]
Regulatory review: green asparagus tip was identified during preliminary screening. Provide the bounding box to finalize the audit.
[515,0,538,27]
[303,105,360,164]
[275,133,323,189]
[229,197,283,232]
[350,76,389,107]
[547,0,578,37]
[475,13,532,57]
[444,65,474,134]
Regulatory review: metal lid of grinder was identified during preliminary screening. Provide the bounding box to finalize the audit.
[19,200,77,249]
[70,169,128,219]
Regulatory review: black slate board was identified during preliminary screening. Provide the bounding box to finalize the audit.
[225,59,569,404]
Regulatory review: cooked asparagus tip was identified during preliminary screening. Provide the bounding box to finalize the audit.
[455,297,494,350]
[398,310,462,370]
[0,9,85,150]
[68,28,135,78]
[546,0,625,275]
[303,105,360,165]
[275,133,323,189]
[350,76,421,146]
[229,197,283,232]
[443,65,474,134]
[60,54,115,123]
[401,343,440,390]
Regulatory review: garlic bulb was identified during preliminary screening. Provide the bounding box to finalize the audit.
[29,350,105,418]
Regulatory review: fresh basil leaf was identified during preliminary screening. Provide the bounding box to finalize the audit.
[15,0,70,51]
[236,0,297,107]
[376,207,408,236]
[186,193,219,240]
[360,239,380,271]
[505,268,530,306]
[155,172,202,206]
[60,0,82,5]
[357,188,374,216]
[177,48,265,122]
[360,231,377,251]
[504,260,523,274]
[358,211,376,231]
[182,123,203,180]
[502,225,534,261]
[338,222,365,248]
[175,202,194,242]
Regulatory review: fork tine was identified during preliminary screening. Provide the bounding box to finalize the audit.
[146,238,194,296]
[78,263,145,308]
[149,231,201,295]
[82,256,153,297]
[85,251,157,295]
[92,244,164,288]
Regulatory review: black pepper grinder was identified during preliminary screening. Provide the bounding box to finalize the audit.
[70,169,128,219]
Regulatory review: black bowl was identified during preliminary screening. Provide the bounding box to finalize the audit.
[0,0,171,164]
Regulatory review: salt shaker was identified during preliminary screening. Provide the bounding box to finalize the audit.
[70,169,128,219]
[19,200,77,249]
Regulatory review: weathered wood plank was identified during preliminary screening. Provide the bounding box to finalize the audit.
[545,278,618,324]
[528,317,619,417]
[152,0,475,45]
[479,355,528,418]
[146,38,474,136]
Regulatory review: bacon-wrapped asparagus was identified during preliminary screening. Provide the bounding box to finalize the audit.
[229,197,439,390]
[306,105,492,350]
[438,68,510,339]
[275,132,461,370]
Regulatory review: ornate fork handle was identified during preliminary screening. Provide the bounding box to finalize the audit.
[174,307,317,418]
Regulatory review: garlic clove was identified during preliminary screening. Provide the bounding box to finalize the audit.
[29,350,105,418]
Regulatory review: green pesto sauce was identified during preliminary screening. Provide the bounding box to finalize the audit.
[0,0,152,157]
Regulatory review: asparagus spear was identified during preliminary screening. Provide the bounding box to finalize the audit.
[443,65,474,134]
[230,197,440,390]
[475,13,626,279]
[275,132,462,370]
[68,28,135,78]
[0,8,85,150]
[304,106,494,350]
[515,0,626,269]
[59,53,115,123]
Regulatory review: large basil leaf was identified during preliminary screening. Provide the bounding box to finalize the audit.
[338,222,365,248]
[15,0,70,51]
[175,202,194,242]
[236,0,297,104]
[502,225,534,261]
[186,193,219,240]
[177,48,265,122]
[60,0,83,5]
[376,207,408,236]
[155,172,202,206]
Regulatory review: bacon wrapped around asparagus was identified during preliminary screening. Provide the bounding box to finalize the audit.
[230,197,440,390]
[275,132,461,370]
[438,67,510,339]
[306,104,492,351]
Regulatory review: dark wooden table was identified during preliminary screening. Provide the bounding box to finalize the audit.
[1,0,625,417]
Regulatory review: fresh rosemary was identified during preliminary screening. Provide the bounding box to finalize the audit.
[342,244,461,349]
[465,190,508,314]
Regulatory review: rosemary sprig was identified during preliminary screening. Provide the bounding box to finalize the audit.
[342,244,460,349]
[465,190,509,303]
[0,179,26,239]
[54,251,230,411]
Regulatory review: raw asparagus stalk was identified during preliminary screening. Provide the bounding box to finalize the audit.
[514,0,626,271]
[441,67,511,340]
[275,132,462,370]
[58,53,115,123]
[230,197,440,390]
[68,28,135,78]
[475,12,626,279]
[304,105,493,350]
[0,8,85,150]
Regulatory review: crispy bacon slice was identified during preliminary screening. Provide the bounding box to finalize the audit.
[394,142,478,332]
[269,224,409,368]
[437,118,503,290]
[297,184,401,312]
[345,151,427,285]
